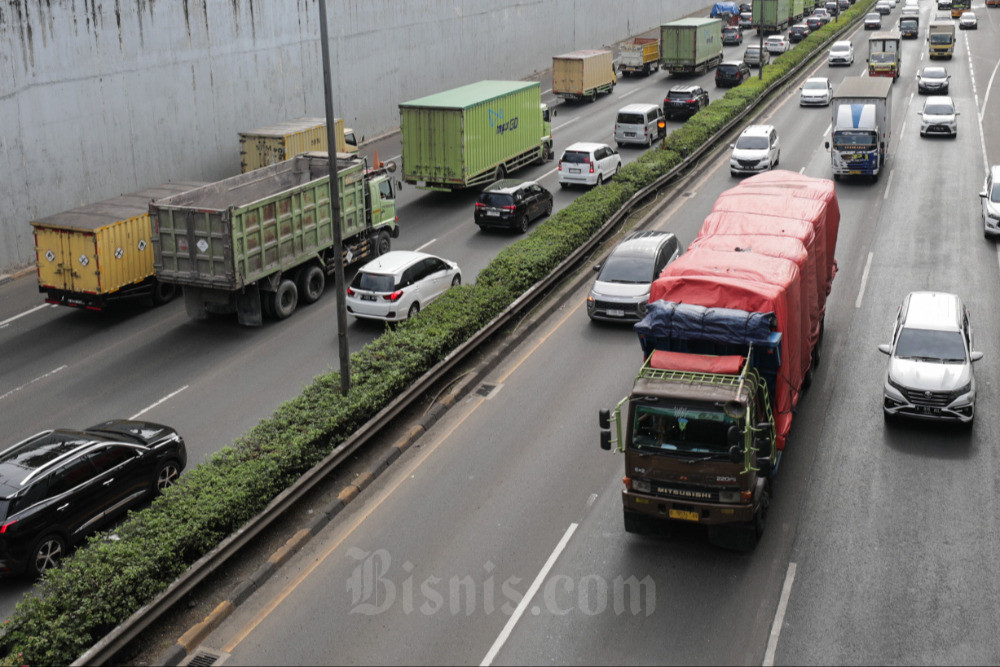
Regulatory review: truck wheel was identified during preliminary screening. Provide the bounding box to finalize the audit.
[376,231,392,257]
[494,165,506,182]
[589,91,598,103]
[297,264,326,304]
[271,279,298,320]
[150,279,177,306]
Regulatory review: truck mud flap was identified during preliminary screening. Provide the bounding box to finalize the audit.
[183,287,209,320]
[236,284,263,327]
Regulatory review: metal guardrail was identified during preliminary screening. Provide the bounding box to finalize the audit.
[74,13,864,665]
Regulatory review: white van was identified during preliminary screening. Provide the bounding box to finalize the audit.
[614,103,665,147]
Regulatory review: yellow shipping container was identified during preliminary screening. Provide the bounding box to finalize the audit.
[552,50,616,101]
[239,117,355,172]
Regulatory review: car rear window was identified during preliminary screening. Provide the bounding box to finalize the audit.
[667,91,693,100]
[718,65,738,74]
[617,113,645,124]
[352,272,395,292]
[561,151,590,164]
[479,193,514,207]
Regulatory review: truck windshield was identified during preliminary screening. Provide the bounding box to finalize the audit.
[833,130,877,149]
[930,33,953,44]
[870,53,895,64]
[630,401,740,455]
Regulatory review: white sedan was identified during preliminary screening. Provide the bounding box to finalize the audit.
[828,40,855,66]
[765,34,790,54]
[800,77,833,106]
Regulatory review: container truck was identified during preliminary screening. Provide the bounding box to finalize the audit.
[399,80,554,191]
[790,0,806,22]
[552,50,617,102]
[825,76,892,181]
[599,172,840,550]
[660,18,725,75]
[152,153,398,326]
[618,38,661,77]
[239,117,358,173]
[867,30,901,79]
[927,20,955,59]
[31,181,204,310]
[753,0,791,33]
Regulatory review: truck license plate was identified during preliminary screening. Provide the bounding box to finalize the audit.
[607,309,625,317]
[669,509,699,522]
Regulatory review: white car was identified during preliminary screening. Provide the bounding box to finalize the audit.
[764,34,790,54]
[730,124,780,176]
[346,250,462,322]
[828,40,855,65]
[980,165,1000,239]
[558,142,622,188]
[959,11,977,29]
[800,77,833,106]
[917,95,959,137]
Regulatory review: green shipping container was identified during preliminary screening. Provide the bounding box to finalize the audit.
[153,153,370,290]
[660,18,724,74]
[791,0,805,21]
[753,0,791,30]
[399,81,546,190]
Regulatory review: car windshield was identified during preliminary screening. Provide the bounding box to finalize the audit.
[921,68,947,78]
[735,135,769,150]
[804,80,827,90]
[895,328,967,363]
[561,150,590,164]
[989,182,1000,203]
[352,272,394,292]
[668,91,694,100]
[832,44,849,53]
[598,254,655,284]
[833,130,877,148]
[631,401,740,455]
[867,13,880,19]
[924,103,954,115]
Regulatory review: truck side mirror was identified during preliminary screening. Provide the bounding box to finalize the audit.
[600,430,612,451]
[598,409,611,430]
[726,424,742,445]
[825,141,830,149]
[728,445,744,464]
[756,456,772,476]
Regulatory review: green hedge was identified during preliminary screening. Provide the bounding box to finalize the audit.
[0,1,875,663]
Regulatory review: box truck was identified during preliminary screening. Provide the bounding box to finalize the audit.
[660,18,725,75]
[867,30,901,79]
[928,20,955,59]
[152,153,398,326]
[825,76,892,181]
[618,38,661,77]
[32,182,204,310]
[399,80,553,191]
[552,50,617,101]
[753,0,792,33]
[239,117,357,173]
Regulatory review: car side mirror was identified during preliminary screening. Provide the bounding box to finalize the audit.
[825,141,830,149]
[955,112,960,116]
[878,343,891,355]
[981,191,989,199]
[593,263,602,272]
[971,351,984,362]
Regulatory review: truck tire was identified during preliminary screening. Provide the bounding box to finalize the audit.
[589,91,598,103]
[270,279,298,320]
[494,165,506,182]
[297,264,326,304]
[150,279,177,307]
[376,231,392,257]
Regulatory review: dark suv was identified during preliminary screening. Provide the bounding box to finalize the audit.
[721,25,743,45]
[806,15,824,30]
[789,23,811,42]
[0,420,186,577]
[474,179,553,233]
[663,85,710,120]
[716,60,751,88]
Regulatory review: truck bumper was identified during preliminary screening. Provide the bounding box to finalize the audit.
[622,490,753,526]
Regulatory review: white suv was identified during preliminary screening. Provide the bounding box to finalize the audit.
[558,142,622,188]
[729,125,780,176]
[878,292,983,425]
[981,165,1000,239]
[346,251,461,322]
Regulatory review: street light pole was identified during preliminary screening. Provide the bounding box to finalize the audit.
[318,0,351,395]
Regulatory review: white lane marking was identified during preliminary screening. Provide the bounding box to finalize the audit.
[387,154,401,164]
[414,239,437,252]
[982,55,1000,127]
[554,116,581,132]
[856,252,874,309]
[799,167,805,174]
[883,168,895,200]
[617,87,642,100]
[542,87,552,96]
[763,562,797,667]
[0,365,68,402]
[0,304,53,328]
[130,385,189,420]
[480,522,578,666]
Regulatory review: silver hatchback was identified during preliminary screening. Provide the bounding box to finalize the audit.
[878,292,983,425]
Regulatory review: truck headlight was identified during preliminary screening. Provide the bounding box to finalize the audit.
[633,479,651,493]
[719,490,740,503]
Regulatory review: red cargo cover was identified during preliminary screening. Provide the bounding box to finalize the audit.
[650,350,745,375]
[649,273,800,450]
[689,234,817,367]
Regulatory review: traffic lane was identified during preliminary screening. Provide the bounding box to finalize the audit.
[205,301,639,665]
[967,10,1000,168]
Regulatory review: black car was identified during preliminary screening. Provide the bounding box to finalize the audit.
[715,60,751,88]
[474,179,553,233]
[788,23,811,42]
[721,25,743,45]
[663,85,710,119]
[0,420,186,577]
[805,16,824,31]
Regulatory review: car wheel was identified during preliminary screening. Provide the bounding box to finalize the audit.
[153,459,182,495]
[596,174,604,187]
[614,163,621,176]
[451,275,461,287]
[150,279,177,306]
[296,264,326,304]
[517,213,529,234]
[271,279,298,320]
[407,302,420,319]
[29,534,66,578]
[543,200,553,217]
[559,182,568,190]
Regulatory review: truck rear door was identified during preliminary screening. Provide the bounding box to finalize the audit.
[34,227,100,294]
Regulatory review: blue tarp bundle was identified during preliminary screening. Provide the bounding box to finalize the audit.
[710,2,741,17]
[634,300,776,347]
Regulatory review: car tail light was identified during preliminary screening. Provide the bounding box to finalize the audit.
[558,161,562,171]
[346,287,355,297]
[502,205,516,211]
[475,202,486,208]
[383,290,404,302]
[588,160,594,174]
[686,98,696,104]
[1,520,17,534]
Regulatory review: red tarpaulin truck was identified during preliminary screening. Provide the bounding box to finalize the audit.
[599,171,839,550]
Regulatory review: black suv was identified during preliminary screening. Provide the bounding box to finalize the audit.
[663,85,710,120]
[721,25,743,45]
[474,179,553,233]
[788,23,811,42]
[0,420,186,577]
[805,15,824,31]
[715,60,751,88]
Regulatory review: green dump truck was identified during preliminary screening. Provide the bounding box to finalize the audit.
[660,18,725,75]
[399,81,553,191]
[152,153,398,326]
[32,181,205,310]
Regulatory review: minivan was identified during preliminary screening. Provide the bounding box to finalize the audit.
[614,104,665,147]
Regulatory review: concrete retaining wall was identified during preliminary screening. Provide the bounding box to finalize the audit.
[0,0,709,271]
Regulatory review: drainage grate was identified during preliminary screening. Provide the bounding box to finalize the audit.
[475,383,502,399]
[682,191,696,198]
[180,648,230,667]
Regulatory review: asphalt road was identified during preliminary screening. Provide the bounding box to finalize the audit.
[182,2,1000,665]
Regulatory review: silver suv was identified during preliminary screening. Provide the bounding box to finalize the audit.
[878,292,983,425]
[587,230,682,322]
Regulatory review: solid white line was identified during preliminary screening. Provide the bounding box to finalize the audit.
[799,167,805,174]
[763,562,797,667]
[0,303,52,328]
[618,87,641,100]
[553,116,581,132]
[883,168,894,200]
[856,252,874,309]
[414,239,437,252]
[982,57,1000,127]
[480,522,578,666]
[130,385,189,420]
[0,365,68,402]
